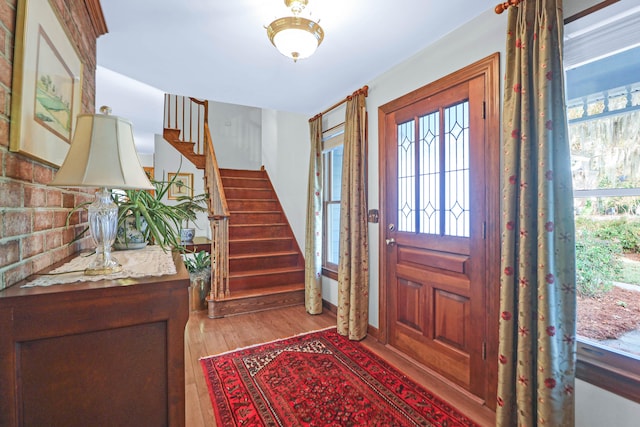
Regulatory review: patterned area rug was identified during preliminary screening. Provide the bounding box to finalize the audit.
[200,328,480,426]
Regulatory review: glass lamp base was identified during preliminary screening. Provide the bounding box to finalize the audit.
[86,188,121,276]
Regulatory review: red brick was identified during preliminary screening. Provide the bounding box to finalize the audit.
[0,119,9,147]
[23,233,44,258]
[6,153,33,181]
[24,186,47,207]
[4,210,31,236]
[0,55,10,88]
[0,0,16,33]
[51,246,69,264]
[34,210,54,231]
[54,210,70,228]
[46,188,62,207]
[0,180,23,207]
[0,82,6,116]
[45,229,63,251]
[66,209,81,226]
[62,192,75,208]
[33,163,53,185]
[62,227,76,245]
[4,262,31,288]
[31,252,54,274]
[0,240,19,268]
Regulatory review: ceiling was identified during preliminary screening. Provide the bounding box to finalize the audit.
[95,0,498,153]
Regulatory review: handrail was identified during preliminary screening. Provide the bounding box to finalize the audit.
[204,121,230,218]
[203,119,230,300]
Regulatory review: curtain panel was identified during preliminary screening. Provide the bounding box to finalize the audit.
[337,92,370,340]
[304,116,323,314]
[496,0,577,425]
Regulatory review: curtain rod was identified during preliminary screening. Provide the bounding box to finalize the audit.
[309,85,369,122]
[495,0,523,14]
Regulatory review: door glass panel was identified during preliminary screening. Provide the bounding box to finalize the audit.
[419,112,440,234]
[444,101,470,237]
[398,119,416,232]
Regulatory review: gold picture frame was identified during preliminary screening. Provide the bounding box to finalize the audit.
[9,0,83,167]
[143,167,155,196]
[167,172,193,200]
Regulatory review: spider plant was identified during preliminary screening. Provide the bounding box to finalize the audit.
[67,172,208,251]
[114,175,208,250]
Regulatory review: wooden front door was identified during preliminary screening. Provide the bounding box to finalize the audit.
[379,55,499,402]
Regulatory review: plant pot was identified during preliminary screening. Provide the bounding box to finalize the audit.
[180,227,195,243]
[189,270,211,311]
[115,216,148,250]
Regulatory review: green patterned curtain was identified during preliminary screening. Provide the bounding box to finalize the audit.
[304,116,323,314]
[497,0,576,425]
[337,92,369,340]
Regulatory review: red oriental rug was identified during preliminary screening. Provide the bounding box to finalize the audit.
[200,328,480,426]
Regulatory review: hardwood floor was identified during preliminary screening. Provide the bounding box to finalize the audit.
[184,305,495,426]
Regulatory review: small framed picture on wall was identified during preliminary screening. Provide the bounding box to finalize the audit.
[167,172,193,200]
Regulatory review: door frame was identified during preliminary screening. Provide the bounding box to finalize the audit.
[377,53,501,408]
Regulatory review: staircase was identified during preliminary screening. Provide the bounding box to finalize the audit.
[163,94,305,318]
[210,168,305,317]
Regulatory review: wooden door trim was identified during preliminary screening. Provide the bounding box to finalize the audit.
[377,52,500,408]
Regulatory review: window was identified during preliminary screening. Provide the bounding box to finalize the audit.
[396,101,470,237]
[322,127,344,278]
[565,0,640,403]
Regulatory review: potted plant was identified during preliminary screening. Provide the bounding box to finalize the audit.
[113,174,208,250]
[183,250,212,311]
[68,173,208,251]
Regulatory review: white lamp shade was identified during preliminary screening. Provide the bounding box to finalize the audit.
[51,113,153,190]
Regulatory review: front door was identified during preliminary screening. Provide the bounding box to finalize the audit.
[379,55,499,401]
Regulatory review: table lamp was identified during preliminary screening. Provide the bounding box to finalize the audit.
[50,106,153,275]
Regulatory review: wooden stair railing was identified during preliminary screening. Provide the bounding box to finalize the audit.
[163,94,207,169]
[203,121,230,303]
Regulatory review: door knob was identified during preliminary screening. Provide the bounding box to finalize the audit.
[385,238,396,246]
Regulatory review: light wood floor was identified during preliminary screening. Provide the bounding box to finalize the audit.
[184,305,495,427]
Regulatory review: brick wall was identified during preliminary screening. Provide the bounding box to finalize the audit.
[0,0,105,290]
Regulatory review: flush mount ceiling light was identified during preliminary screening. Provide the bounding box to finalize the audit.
[266,0,324,62]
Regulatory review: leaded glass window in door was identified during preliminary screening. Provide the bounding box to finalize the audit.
[397,100,470,237]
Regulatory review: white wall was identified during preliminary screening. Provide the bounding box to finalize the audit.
[576,380,640,425]
[261,109,309,251]
[153,134,210,238]
[209,100,262,170]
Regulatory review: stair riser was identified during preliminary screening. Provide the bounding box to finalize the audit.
[227,200,280,211]
[220,169,266,179]
[229,239,295,254]
[222,177,270,189]
[225,188,274,200]
[229,212,284,225]
[229,270,305,291]
[230,225,291,239]
[230,254,302,271]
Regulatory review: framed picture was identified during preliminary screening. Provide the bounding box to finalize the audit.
[9,0,83,167]
[168,172,193,200]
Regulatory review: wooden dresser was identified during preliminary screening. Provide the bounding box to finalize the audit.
[0,251,189,427]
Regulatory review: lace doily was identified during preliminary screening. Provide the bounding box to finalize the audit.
[22,245,177,288]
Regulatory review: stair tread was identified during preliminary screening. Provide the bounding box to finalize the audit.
[229,250,299,260]
[229,236,295,242]
[229,223,287,227]
[229,266,305,278]
[227,198,277,201]
[230,210,282,214]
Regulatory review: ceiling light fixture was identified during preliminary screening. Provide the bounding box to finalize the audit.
[266,0,324,62]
